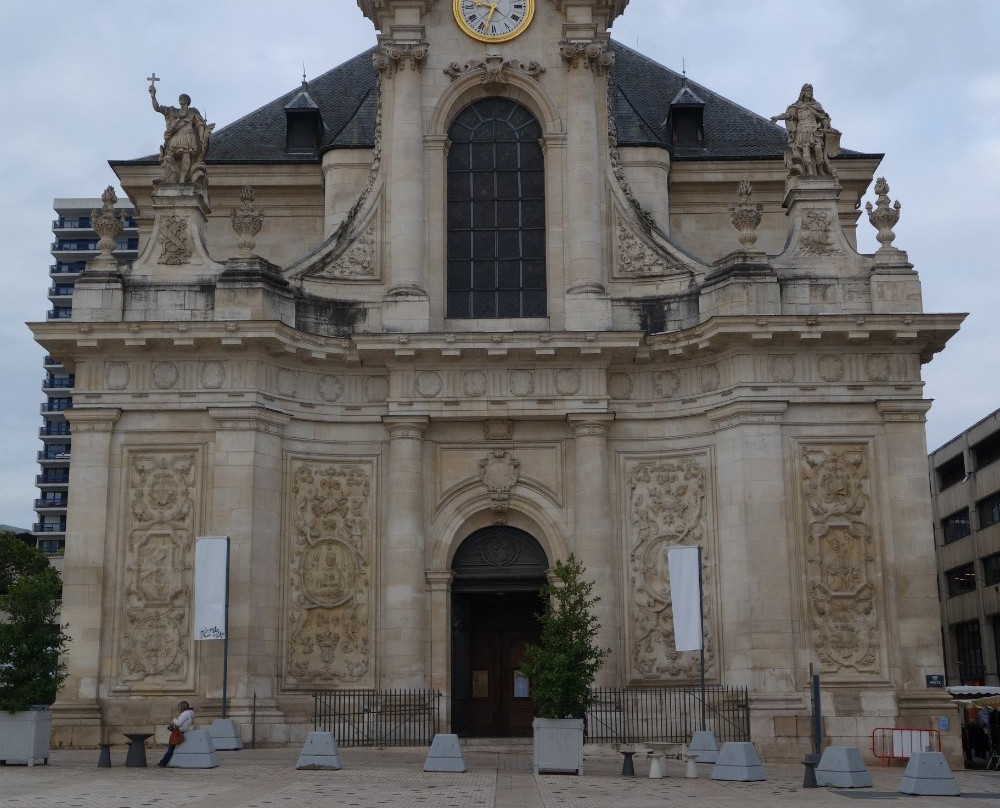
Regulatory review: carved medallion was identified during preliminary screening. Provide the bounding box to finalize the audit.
[464,371,488,397]
[654,371,680,398]
[817,355,845,382]
[106,362,130,390]
[480,450,521,515]
[865,355,891,382]
[152,361,179,390]
[509,370,534,397]
[319,375,345,402]
[416,371,443,398]
[277,370,298,397]
[480,534,521,566]
[554,369,581,396]
[608,373,633,400]
[200,361,225,389]
[699,364,721,393]
[365,376,389,403]
[769,356,796,383]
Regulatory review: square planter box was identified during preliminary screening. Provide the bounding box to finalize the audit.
[0,708,52,765]
[532,717,584,775]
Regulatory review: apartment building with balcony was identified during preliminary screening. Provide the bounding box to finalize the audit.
[931,408,1000,686]
[34,198,138,556]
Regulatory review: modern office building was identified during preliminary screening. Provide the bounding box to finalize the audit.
[931,408,1000,686]
[34,200,137,557]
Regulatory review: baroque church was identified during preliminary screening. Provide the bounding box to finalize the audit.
[33,0,962,758]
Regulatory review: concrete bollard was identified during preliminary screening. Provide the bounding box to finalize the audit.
[688,730,719,764]
[209,718,243,751]
[168,730,219,769]
[296,731,342,770]
[816,746,873,788]
[423,734,466,772]
[710,742,766,782]
[899,751,959,796]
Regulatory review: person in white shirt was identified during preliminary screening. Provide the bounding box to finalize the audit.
[157,700,195,767]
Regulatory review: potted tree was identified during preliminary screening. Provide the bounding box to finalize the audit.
[0,532,70,765]
[518,554,609,775]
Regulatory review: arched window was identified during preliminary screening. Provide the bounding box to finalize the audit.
[447,98,546,319]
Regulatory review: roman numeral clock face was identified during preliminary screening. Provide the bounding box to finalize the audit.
[454,0,535,43]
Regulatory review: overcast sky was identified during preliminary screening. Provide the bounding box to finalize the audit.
[0,0,997,529]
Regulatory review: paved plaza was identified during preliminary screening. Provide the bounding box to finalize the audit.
[3,744,1000,808]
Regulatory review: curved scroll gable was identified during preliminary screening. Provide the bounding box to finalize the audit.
[289,191,384,283]
[608,190,708,282]
[288,87,384,282]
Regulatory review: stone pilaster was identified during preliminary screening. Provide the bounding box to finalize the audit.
[52,408,121,748]
[206,407,290,737]
[426,570,453,724]
[560,36,614,330]
[706,402,791,692]
[375,38,430,330]
[382,416,430,687]
[874,401,954,722]
[567,413,619,686]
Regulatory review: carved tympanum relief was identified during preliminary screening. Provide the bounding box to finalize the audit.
[119,453,197,686]
[626,456,716,679]
[286,460,373,686]
[799,444,881,675]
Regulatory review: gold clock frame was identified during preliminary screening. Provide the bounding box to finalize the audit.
[453,0,535,44]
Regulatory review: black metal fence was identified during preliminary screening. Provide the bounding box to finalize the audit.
[313,689,441,748]
[586,685,750,745]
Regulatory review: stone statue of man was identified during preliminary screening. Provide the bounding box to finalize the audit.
[771,83,836,178]
[149,81,215,184]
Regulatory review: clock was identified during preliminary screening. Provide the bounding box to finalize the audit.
[453,0,535,43]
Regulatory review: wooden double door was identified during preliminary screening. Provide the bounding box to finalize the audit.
[452,591,542,737]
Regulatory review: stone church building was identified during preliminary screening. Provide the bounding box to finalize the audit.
[33,0,962,758]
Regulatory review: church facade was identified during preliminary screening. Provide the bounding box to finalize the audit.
[33,0,962,759]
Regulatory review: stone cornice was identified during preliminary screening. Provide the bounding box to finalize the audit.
[208,406,291,434]
[644,313,965,364]
[64,408,122,430]
[30,313,964,371]
[875,399,933,423]
[705,400,788,430]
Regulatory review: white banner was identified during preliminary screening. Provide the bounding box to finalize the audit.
[668,546,702,651]
[194,536,229,640]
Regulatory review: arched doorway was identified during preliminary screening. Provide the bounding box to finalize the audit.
[451,526,548,737]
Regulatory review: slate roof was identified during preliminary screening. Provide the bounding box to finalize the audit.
[116,40,874,166]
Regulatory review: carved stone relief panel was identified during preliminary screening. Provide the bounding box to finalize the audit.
[314,222,379,280]
[285,459,374,687]
[118,452,198,688]
[798,443,883,677]
[624,455,717,681]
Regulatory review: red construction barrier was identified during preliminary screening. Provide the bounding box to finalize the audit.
[871,727,941,764]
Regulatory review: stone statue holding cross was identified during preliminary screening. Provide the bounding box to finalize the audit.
[148,74,215,185]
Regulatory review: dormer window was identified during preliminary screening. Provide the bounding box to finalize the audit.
[668,81,705,149]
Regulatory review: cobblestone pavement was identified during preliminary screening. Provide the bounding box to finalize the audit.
[3,745,1000,808]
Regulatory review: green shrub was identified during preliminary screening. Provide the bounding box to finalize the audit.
[518,554,609,719]
[0,532,70,712]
